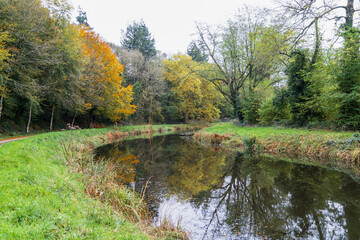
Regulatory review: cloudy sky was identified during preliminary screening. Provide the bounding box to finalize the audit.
[68,0,276,54]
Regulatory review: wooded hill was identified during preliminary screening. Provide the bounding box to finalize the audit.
[1,0,360,134]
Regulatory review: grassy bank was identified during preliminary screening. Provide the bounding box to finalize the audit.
[0,124,196,239]
[196,123,360,176]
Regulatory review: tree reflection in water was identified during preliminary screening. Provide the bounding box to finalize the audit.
[96,134,360,240]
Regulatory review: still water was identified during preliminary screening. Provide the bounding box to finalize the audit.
[96,134,360,240]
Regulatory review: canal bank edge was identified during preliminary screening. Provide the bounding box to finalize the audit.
[195,123,360,180]
[0,124,201,239]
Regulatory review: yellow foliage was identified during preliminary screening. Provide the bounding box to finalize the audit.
[0,30,10,71]
[163,54,220,121]
[0,29,11,97]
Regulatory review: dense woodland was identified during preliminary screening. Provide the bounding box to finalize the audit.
[1,0,360,134]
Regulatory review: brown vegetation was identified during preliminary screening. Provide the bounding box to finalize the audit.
[194,132,360,173]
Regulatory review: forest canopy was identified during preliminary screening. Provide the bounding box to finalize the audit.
[1,0,360,132]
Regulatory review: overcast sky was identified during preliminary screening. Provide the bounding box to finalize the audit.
[68,0,276,54]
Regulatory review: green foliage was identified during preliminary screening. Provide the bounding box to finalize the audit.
[259,96,291,126]
[121,20,156,58]
[242,136,258,154]
[259,98,277,125]
[197,7,292,123]
[285,50,310,125]
[218,98,235,119]
[335,29,360,129]
[242,91,261,124]
[326,133,360,149]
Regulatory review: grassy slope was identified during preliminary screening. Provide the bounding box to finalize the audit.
[199,123,360,175]
[202,123,353,139]
[0,125,186,239]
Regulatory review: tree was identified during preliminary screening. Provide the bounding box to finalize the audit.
[110,44,165,123]
[285,50,310,125]
[275,0,357,48]
[163,54,220,122]
[277,0,360,128]
[186,40,208,62]
[35,0,87,130]
[335,33,360,128]
[197,8,290,122]
[44,24,86,130]
[76,6,90,27]
[0,0,62,133]
[121,20,156,58]
[80,27,136,127]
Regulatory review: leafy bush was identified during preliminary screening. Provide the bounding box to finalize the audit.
[242,92,261,124]
[243,136,258,154]
[259,98,291,126]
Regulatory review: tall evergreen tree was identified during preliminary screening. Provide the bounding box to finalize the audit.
[76,6,90,27]
[285,50,309,125]
[187,41,208,62]
[336,30,360,128]
[121,20,156,58]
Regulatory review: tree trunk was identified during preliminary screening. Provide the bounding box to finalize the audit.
[72,110,77,127]
[26,103,32,134]
[148,98,153,126]
[231,94,243,122]
[344,0,355,48]
[0,95,3,121]
[49,105,55,131]
[345,0,354,29]
[89,108,95,129]
[310,19,321,69]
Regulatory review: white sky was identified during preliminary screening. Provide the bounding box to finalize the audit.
[68,0,275,55]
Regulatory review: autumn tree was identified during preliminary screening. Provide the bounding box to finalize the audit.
[121,20,157,59]
[80,27,136,127]
[163,54,220,122]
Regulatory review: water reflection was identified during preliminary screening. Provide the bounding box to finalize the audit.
[96,134,360,240]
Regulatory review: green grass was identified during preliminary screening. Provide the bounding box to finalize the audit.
[197,123,360,176]
[0,124,193,239]
[202,123,354,140]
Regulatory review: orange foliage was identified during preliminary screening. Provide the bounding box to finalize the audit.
[80,27,136,121]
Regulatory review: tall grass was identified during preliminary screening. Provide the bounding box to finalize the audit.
[57,126,191,239]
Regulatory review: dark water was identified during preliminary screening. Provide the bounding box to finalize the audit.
[96,134,360,240]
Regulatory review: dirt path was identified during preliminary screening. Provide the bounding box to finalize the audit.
[0,136,32,144]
